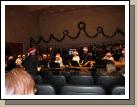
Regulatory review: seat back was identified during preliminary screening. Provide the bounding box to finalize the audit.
[36,85,55,95]
[68,76,94,86]
[46,75,67,94]
[112,86,125,95]
[61,85,105,95]
[96,76,125,94]
[33,75,43,84]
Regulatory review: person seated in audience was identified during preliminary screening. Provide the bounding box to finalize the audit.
[55,53,64,68]
[72,50,80,65]
[15,54,23,68]
[23,48,38,77]
[5,68,36,95]
[102,52,115,63]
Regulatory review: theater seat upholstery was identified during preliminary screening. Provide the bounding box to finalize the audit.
[68,76,94,86]
[112,86,125,95]
[61,85,105,95]
[36,85,55,95]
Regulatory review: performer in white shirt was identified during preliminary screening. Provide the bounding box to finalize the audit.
[15,54,22,68]
[72,51,80,64]
[102,52,115,63]
[55,53,64,67]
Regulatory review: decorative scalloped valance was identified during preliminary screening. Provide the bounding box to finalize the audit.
[30,21,125,47]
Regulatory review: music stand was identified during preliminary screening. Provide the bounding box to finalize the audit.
[70,61,80,75]
[70,61,79,67]
[49,62,60,75]
[49,62,60,68]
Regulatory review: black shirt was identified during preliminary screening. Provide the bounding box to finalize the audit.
[23,55,38,76]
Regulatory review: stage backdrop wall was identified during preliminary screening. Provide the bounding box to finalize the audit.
[39,5,125,48]
[5,5,125,53]
[5,6,39,52]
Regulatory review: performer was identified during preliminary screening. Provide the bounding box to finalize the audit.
[79,47,93,75]
[55,53,64,68]
[119,48,125,63]
[6,56,16,71]
[41,53,50,68]
[47,47,55,61]
[23,48,38,77]
[15,54,23,68]
[72,50,80,64]
[102,52,115,63]
[80,47,93,67]
[102,52,118,76]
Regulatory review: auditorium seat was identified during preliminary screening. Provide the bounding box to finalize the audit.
[38,71,52,83]
[96,76,125,94]
[68,76,94,86]
[46,75,67,94]
[112,86,125,95]
[33,75,43,84]
[62,71,71,83]
[35,85,55,95]
[61,85,105,95]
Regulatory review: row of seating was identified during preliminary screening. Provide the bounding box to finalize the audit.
[35,85,125,95]
[34,75,125,94]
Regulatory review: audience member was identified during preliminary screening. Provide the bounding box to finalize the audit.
[5,68,35,95]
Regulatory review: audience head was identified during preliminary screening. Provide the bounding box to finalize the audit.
[5,68,35,95]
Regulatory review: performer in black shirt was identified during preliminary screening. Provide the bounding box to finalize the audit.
[23,48,38,77]
[80,47,92,67]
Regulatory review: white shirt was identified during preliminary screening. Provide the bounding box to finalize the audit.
[102,56,114,62]
[15,58,22,65]
[72,56,80,64]
[55,58,64,67]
